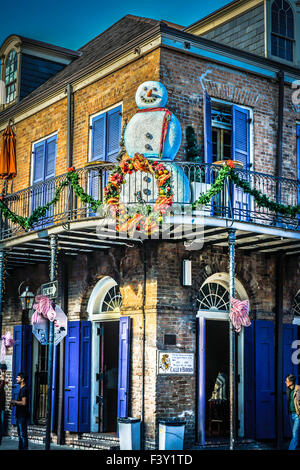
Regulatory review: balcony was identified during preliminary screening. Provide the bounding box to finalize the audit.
[1,161,300,267]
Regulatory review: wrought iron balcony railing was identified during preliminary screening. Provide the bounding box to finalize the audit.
[0,161,299,241]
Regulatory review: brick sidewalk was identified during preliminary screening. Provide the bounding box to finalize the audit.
[0,436,73,450]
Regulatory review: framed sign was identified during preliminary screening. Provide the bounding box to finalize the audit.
[157,351,194,375]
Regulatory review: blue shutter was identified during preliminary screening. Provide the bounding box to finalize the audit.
[33,141,45,184]
[79,321,91,432]
[283,324,298,438]
[232,105,250,220]
[244,321,255,439]
[64,322,80,431]
[51,345,58,432]
[11,326,32,425]
[91,114,106,161]
[117,317,131,420]
[232,106,250,169]
[32,141,46,215]
[45,136,57,180]
[106,106,121,162]
[11,326,23,425]
[255,320,275,439]
[203,92,212,183]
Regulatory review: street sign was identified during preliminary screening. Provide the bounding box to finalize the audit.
[41,281,58,299]
[32,305,67,346]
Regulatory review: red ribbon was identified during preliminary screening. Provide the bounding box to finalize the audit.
[229,298,251,333]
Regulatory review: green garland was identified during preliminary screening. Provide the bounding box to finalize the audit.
[1,162,300,232]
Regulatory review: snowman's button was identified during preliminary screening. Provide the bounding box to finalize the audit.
[146,133,153,139]
[145,144,152,150]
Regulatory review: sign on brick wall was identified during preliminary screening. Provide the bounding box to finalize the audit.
[157,351,194,375]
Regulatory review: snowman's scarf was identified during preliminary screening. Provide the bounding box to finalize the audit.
[137,107,172,158]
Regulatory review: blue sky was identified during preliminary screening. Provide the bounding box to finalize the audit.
[0,0,231,50]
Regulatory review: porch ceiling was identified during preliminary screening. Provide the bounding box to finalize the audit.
[2,216,300,270]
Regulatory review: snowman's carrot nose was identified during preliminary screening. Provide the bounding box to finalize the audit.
[147,89,153,97]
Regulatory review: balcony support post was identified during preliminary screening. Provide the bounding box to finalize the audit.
[228,228,237,450]
[275,251,284,449]
[45,234,58,451]
[0,249,5,341]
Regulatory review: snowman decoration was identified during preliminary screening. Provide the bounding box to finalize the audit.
[121,81,189,204]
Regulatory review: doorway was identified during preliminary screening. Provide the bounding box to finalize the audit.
[96,321,119,433]
[32,341,48,424]
[205,320,229,438]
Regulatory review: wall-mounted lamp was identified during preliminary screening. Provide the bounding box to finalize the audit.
[182,260,192,286]
[18,283,35,311]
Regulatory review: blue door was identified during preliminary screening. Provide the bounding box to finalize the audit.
[244,321,255,439]
[255,320,275,439]
[64,321,91,432]
[232,105,250,221]
[117,316,131,421]
[12,325,32,425]
[283,324,298,438]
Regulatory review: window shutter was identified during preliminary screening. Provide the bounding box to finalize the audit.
[64,322,80,431]
[91,114,106,161]
[11,325,32,425]
[45,136,57,179]
[106,106,121,162]
[232,105,250,169]
[79,321,91,432]
[117,316,131,423]
[255,320,275,439]
[203,92,212,165]
[282,324,298,438]
[244,321,255,439]
[33,141,45,184]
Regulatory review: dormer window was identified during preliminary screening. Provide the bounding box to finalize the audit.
[5,49,17,103]
[271,0,294,62]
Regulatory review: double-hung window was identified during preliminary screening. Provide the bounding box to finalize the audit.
[32,134,57,227]
[204,93,251,220]
[271,0,294,62]
[88,105,122,207]
[5,50,18,104]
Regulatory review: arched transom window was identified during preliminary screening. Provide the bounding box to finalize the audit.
[101,284,122,313]
[5,49,18,103]
[198,282,232,312]
[271,0,294,61]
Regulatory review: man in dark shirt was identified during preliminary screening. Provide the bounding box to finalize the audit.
[0,365,7,445]
[10,372,29,450]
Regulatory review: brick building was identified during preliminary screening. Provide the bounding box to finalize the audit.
[0,0,300,449]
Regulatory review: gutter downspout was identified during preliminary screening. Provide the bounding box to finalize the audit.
[276,70,284,203]
[141,243,147,449]
[66,84,73,220]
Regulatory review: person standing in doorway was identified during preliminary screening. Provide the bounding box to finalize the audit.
[0,365,8,445]
[10,372,29,450]
[286,374,300,450]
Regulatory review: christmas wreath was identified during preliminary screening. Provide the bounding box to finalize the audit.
[104,153,174,235]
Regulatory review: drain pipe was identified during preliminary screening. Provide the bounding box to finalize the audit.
[141,243,147,449]
[276,71,284,203]
[66,84,73,168]
[66,84,73,219]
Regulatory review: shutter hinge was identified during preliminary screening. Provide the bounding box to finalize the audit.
[96,395,103,405]
[248,118,252,124]
[96,372,104,382]
[237,374,240,383]
[97,327,104,336]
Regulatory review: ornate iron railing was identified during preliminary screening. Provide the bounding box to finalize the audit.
[0,161,299,240]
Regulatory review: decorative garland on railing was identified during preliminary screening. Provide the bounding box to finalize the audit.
[0,159,299,232]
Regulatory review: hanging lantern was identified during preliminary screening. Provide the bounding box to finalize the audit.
[19,286,35,310]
